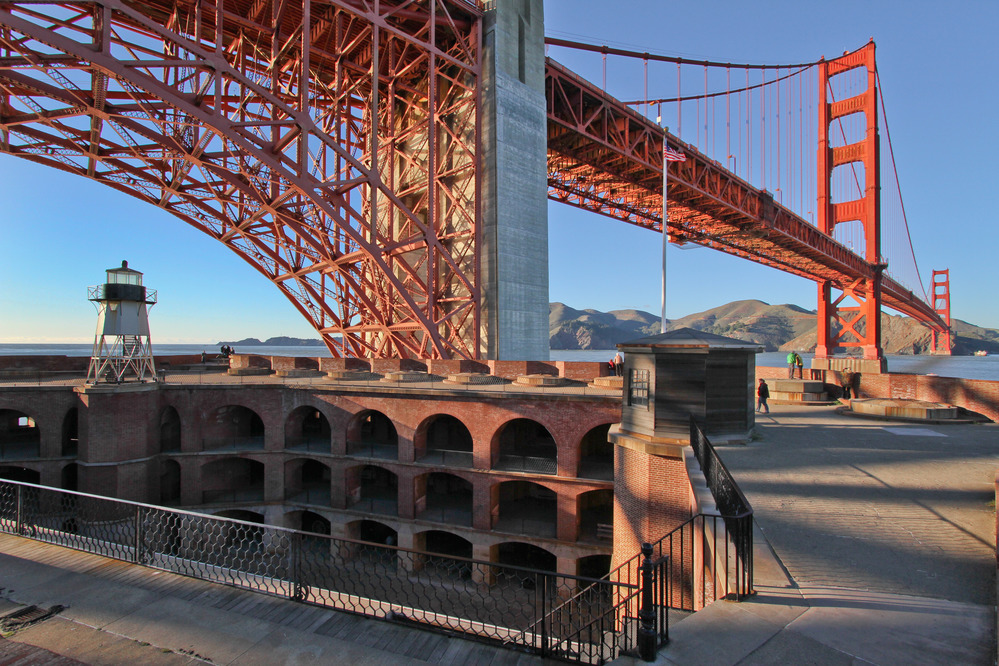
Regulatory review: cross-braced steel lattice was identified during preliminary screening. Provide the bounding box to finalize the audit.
[0,0,483,359]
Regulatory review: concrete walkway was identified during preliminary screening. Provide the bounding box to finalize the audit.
[620,404,999,665]
[0,533,548,665]
[1,404,996,664]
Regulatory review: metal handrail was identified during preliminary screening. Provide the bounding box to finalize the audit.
[0,479,641,663]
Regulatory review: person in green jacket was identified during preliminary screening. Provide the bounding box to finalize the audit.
[786,351,796,378]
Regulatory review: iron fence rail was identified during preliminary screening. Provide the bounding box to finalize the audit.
[0,480,640,664]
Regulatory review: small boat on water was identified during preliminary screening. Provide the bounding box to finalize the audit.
[973,350,988,357]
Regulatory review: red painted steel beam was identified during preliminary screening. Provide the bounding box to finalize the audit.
[545,57,947,336]
[0,0,484,359]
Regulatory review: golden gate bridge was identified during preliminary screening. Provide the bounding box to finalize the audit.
[0,0,950,361]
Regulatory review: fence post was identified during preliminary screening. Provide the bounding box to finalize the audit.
[15,484,23,536]
[638,542,657,661]
[538,572,549,656]
[134,506,144,564]
[291,532,305,601]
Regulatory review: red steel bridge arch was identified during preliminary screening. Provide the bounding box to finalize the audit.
[0,0,484,359]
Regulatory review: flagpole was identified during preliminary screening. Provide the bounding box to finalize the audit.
[660,133,687,335]
[661,134,668,334]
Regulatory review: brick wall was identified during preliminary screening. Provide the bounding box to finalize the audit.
[611,445,692,575]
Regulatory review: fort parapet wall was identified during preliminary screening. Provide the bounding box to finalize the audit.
[756,365,999,422]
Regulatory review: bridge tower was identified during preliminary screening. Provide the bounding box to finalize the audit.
[814,41,886,372]
[930,269,952,354]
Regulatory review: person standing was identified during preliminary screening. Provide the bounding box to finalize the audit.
[794,352,804,379]
[613,352,624,377]
[756,378,770,413]
[786,351,796,378]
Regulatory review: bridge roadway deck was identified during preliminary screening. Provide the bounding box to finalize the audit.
[1,403,996,664]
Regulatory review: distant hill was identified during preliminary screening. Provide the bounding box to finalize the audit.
[549,300,999,355]
[217,336,323,347]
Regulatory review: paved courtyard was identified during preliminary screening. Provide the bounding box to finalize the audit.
[635,404,999,666]
[727,405,998,606]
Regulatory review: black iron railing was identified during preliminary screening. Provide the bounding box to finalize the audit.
[688,416,754,600]
[0,480,647,664]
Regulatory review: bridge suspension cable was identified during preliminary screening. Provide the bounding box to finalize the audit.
[546,36,934,315]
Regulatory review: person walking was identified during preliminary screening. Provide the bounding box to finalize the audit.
[613,352,624,377]
[756,378,770,413]
[786,350,796,378]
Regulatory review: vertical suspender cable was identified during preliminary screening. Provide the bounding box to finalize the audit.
[747,68,751,182]
[677,62,682,139]
[703,64,708,154]
[644,57,648,119]
[760,68,765,189]
[726,67,731,167]
[776,67,781,200]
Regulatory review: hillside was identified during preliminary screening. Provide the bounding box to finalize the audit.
[217,336,323,347]
[549,300,999,355]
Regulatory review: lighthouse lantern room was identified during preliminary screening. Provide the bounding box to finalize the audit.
[86,260,158,384]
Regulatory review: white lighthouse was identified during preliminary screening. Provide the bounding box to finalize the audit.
[86,260,157,384]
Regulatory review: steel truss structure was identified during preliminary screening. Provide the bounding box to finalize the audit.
[1,0,484,359]
[545,49,947,351]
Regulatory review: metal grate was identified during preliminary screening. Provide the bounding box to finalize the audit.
[0,604,64,631]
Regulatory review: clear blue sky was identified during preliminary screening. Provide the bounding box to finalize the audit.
[1,0,996,343]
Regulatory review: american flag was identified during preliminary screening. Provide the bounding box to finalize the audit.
[664,144,687,162]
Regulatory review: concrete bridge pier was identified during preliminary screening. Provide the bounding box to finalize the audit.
[480,0,550,360]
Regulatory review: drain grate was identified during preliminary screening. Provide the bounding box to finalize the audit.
[0,604,65,631]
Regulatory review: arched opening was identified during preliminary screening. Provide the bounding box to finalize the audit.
[415,472,472,526]
[158,406,181,453]
[202,405,264,451]
[346,411,397,460]
[493,542,557,588]
[493,419,557,475]
[61,407,79,457]
[493,480,557,538]
[341,519,398,571]
[159,459,181,505]
[578,423,614,480]
[0,466,40,484]
[200,458,265,504]
[577,489,614,543]
[0,410,40,460]
[351,519,398,546]
[285,458,331,506]
[577,554,612,580]
[415,530,473,579]
[298,510,331,536]
[61,463,79,492]
[285,406,330,453]
[346,465,398,516]
[415,415,473,467]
